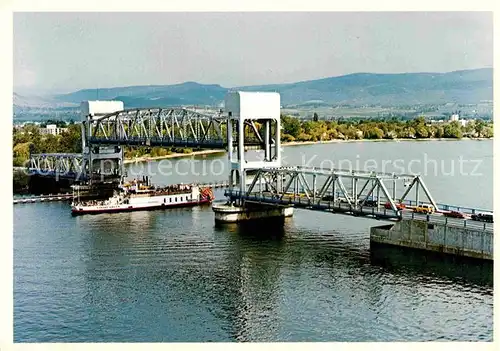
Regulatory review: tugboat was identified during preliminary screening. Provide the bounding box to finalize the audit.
[71,177,215,215]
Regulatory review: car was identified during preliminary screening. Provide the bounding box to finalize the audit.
[384,202,406,210]
[414,204,435,214]
[471,212,494,223]
[362,199,378,207]
[321,195,335,202]
[444,210,466,219]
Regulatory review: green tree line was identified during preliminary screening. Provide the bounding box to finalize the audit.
[281,115,493,142]
[13,117,493,167]
[12,124,195,166]
[13,124,82,167]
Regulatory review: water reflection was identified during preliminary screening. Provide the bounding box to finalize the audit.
[369,243,493,288]
[76,205,493,342]
[16,195,494,341]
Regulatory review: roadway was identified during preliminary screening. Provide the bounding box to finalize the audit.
[224,190,493,233]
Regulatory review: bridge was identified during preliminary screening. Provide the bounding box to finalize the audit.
[222,165,493,231]
[86,107,227,149]
[27,102,272,183]
[209,92,493,259]
[225,166,436,219]
[28,153,86,180]
[23,91,492,258]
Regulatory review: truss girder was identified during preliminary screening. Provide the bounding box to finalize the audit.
[28,153,84,175]
[88,107,226,148]
[237,166,439,215]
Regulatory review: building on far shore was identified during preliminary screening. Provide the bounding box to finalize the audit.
[39,124,67,136]
[449,114,472,127]
[427,113,473,127]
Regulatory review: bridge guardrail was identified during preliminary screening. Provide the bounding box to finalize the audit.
[224,190,402,220]
[224,190,493,233]
[402,211,493,233]
[324,191,492,215]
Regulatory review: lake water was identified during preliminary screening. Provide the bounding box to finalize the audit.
[14,140,493,342]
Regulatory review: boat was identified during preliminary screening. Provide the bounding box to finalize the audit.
[71,177,215,215]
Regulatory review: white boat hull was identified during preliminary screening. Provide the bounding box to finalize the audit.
[71,185,214,215]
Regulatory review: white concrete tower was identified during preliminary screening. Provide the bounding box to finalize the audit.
[224,91,281,205]
[80,100,125,183]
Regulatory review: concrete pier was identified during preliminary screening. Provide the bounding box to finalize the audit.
[212,201,294,223]
[370,219,493,260]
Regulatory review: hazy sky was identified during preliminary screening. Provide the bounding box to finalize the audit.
[13,12,492,94]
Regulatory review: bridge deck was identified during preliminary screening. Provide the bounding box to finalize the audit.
[225,190,493,233]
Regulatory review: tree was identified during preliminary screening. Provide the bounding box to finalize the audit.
[40,134,60,153]
[482,126,493,138]
[281,134,295,142]
[399,127,416,139]
[281,115,301,139]
[13,170,29,193]
[415,124,429,138]
[13,142,33,166]
[364,127,384,139]
[344,125,358,140]
[443,121,463,138]
[327,128,339,139]
[432,125,444,138]
[412,116,426,127]
[297,132,312,141]
[59,124,82,153]
[313,112,319,122]
[13,129,29,145]
[302,121,314,135]
[474,119,486,137]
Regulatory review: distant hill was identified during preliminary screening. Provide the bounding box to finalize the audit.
[14,68,493,109]
[53,81,227,108]
[236,68,493,106]
[13,92,78,110]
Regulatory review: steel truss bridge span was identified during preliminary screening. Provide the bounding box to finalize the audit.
[86,107,278,149]
[226,166,438,219]
[28,153,85,177]
[86,107,226,149]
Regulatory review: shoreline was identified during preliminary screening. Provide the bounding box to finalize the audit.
[282,137,492,147]
[123,149,226,164]
[122,137,492,163]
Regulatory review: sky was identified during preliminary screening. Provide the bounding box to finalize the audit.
[13,12,493,94]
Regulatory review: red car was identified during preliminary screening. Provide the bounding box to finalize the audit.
[444,211,466,219]
[384,202,406,210]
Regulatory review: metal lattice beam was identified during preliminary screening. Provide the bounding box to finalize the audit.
[230,166,439,219]
[28,153,86,179]
[87,107,227,149]
[84,107,274,149]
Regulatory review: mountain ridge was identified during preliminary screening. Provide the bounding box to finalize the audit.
[14,68,493,108]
